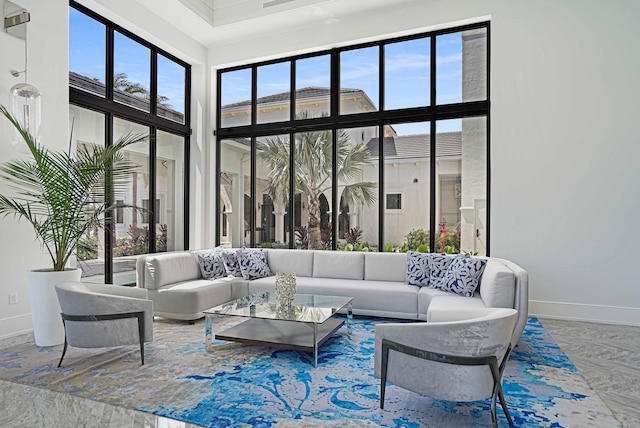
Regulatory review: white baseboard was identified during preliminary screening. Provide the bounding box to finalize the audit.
[530,300,640,326]
[0,314,34,348]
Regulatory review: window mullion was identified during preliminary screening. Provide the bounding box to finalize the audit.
[429,35,437,254]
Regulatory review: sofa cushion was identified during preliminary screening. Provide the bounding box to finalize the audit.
[416,286,454,320]
[365,252,407,282]
[148,279,232,315]
[236,248,272,280]
[406,252,431,286]
[220,248,243,277]
[426,294,486,322]
[266,249,313,277]
[432,256,487,297]
[249,276,419,319]
[313,251,364,280]
[479,260,516,308]
[196,249,227,280]
[145,252,201,290]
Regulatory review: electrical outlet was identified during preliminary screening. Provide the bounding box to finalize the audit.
[9,293,18,305]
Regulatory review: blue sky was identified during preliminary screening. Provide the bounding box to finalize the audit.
[221,32,472,134]
[70,6,477,134]
[69,8,185,115]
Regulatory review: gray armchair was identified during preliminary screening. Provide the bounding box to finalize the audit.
[375,308,518,427]
[54,281,153,366]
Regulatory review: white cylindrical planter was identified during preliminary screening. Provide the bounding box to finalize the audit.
[27,268,82,347]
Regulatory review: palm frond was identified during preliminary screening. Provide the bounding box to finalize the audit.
[0,104,147,271]
[341,182,378,206]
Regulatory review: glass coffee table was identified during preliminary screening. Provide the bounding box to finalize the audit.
[204,292,353,367]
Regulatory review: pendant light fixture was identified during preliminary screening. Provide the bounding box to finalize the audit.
[4,3,41,144]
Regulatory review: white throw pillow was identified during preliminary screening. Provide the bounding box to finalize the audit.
[236,248,272,280]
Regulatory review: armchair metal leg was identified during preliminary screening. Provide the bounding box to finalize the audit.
[136,312,145,365]
[58,311,146,366]
[379,340,393,409]
[496,346,514,425]
[498,388,513,425]
[489,345,514,427]
[57,320,68,368]
[379,339,514,427]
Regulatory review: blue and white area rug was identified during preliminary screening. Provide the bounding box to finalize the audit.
[0,317,620,427]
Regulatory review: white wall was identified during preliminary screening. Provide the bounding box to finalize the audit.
[209,0,640,325]
[490,1,640,325]
[0,0,68,341]
[0,0,208,342]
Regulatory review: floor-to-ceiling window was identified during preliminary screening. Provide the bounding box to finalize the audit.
[70,2,190,284]
[216,23,489,255]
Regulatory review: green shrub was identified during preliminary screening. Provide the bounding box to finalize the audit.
[406,228,429,251]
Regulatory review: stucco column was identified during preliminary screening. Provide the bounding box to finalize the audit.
[460,29,487,254]
[273,198,286,244]
[348,208,358,229]
[231,172,245,248]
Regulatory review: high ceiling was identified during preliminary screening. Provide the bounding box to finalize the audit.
[125,0,417,47]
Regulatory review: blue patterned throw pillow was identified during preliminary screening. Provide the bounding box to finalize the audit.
[236,248,272,280]
[221,249,243,277]
[433,256,487,297]
[406,252,430,286]
[428,253,456,286]
[196,249,227,280]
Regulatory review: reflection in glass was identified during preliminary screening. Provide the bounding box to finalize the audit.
[256,135,290,248]
[296,55,330,118]
[69,7,106,97]
[207,291,353,324]
[257,62,291,124]
[114,31,151,112]
[219,138,251,247]
[70,105,106,281]
[157,54,186,124]
[385,37,430,110]
[112,118,150,285]
[382,122,430,251]
[220,69,252,128]
[340,47,379,114]
[157,131,185,252]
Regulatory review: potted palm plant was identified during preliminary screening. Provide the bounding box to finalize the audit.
[0,105,145,346]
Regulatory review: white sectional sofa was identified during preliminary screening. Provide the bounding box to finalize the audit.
[136,248,528,344]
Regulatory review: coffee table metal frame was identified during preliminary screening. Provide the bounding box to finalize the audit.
[204,292,353,367]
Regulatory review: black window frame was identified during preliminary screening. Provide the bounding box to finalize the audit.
[69,1,191,284]
[216,21,490,254]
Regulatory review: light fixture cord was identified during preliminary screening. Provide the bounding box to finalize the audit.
[23,24,28,83]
